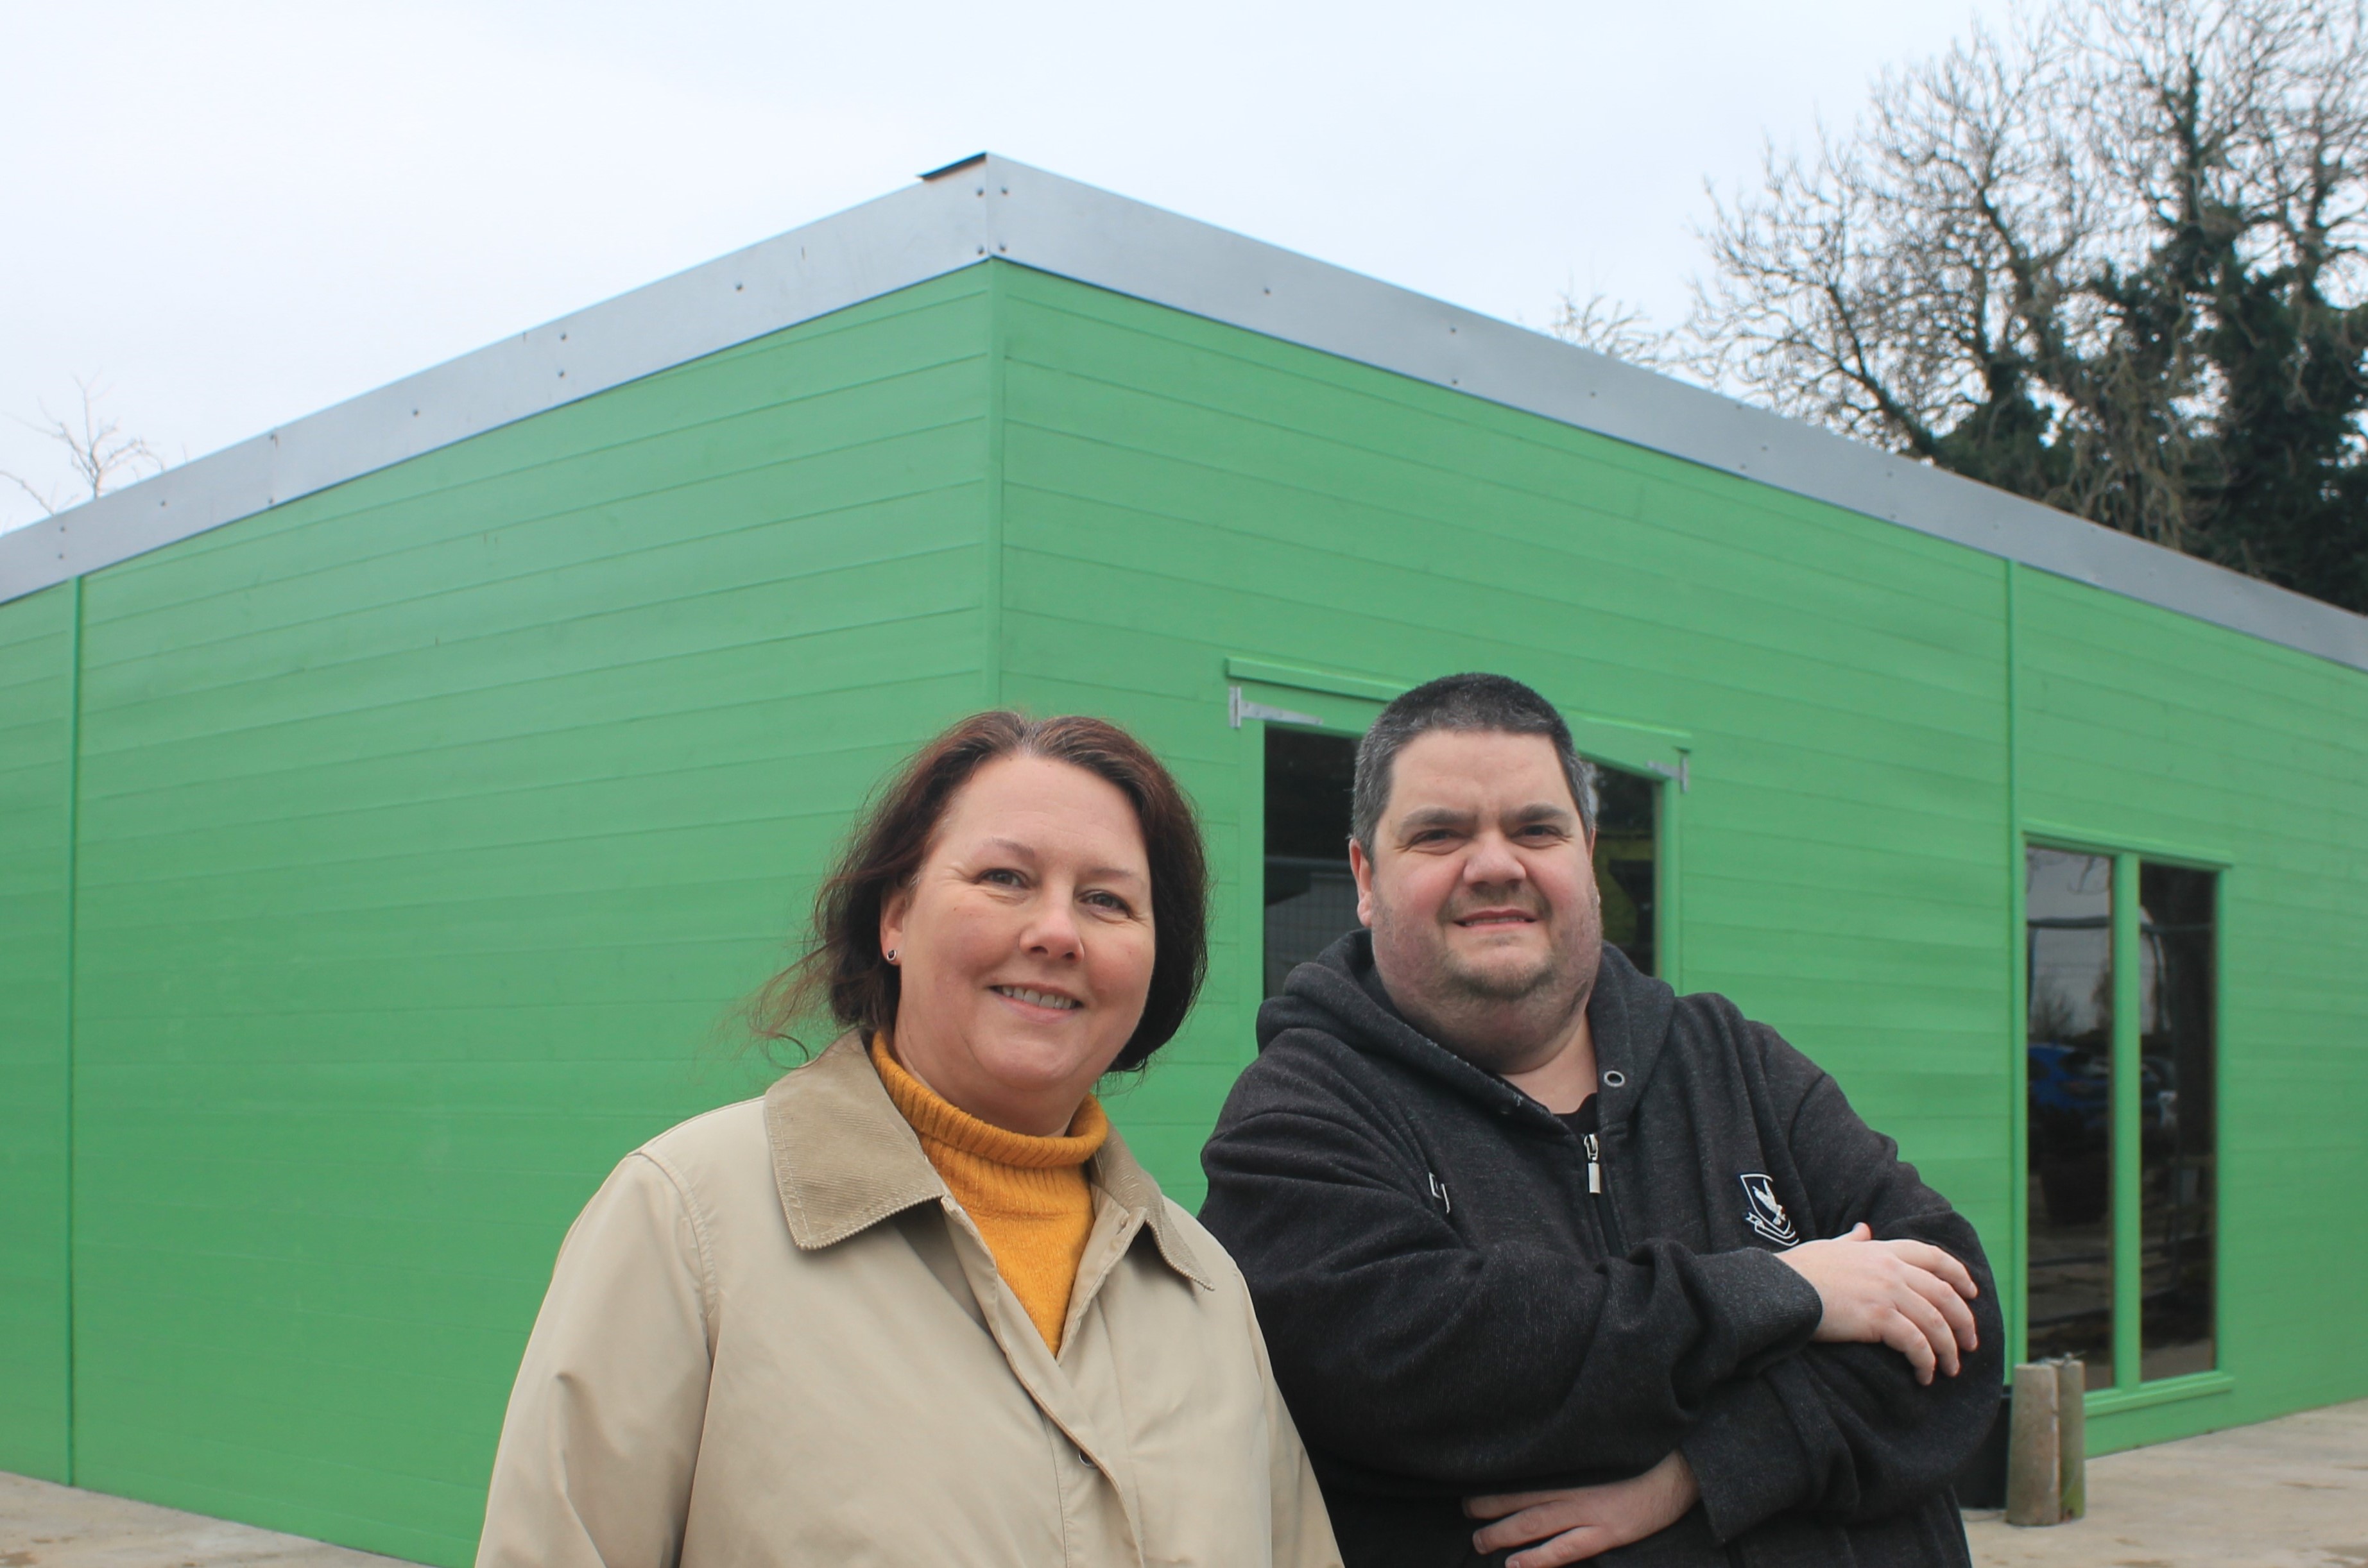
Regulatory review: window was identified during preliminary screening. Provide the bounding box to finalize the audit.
[1263,729,1360,997]
[2139,864,2217,1381]
[1595,769,1659,981]
[2024,848,2117,1380]
[1261,727,1659,996]
[2023,845,2218,1392]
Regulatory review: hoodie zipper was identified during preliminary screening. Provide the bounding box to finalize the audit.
[1584,1129,1629,1254]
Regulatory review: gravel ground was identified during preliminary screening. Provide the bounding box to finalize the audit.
[6,1395,2365,1567]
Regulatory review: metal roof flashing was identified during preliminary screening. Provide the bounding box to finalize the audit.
[3,154,2362,674]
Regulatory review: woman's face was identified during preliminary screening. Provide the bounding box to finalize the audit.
[880,754,1157,1136]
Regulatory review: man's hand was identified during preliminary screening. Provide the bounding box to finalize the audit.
[1465,1451,1699,1567]
[1775,1222,1980,1384]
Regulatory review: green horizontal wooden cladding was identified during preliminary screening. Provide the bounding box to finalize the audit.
[0,578,75,1481]
[0,258,2361,1562]
[24,269,999,1564]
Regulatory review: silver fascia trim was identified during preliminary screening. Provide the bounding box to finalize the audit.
[6,155,2364,674]
[979,167,2365,672]
[0,172,999,601]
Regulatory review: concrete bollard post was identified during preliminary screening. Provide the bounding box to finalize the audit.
[2004,1363,2061,1525]
[2055,1359,2086,1521]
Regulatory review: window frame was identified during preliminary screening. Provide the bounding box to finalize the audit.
[2014,821,2233,1414]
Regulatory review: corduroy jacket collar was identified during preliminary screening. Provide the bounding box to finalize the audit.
[763,1032,1210,1288]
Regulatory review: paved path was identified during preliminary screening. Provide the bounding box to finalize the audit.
[7,1396,2367,1566]
[0,1475,409,1568]
[1965,1395,2368,1568]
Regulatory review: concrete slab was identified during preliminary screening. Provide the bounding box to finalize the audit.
[6,1397,2365,1566]
[0,1474,420,1568]
[1966,1396,2368,1568]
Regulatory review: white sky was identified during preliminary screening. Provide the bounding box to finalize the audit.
[1,0,2013,532]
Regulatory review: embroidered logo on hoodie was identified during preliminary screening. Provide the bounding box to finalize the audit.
[1739,1173,1799,1246]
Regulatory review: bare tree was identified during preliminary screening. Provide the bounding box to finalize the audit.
[1,377,167,518]
[1548,289,1681,370]
[1686,0,2368,611]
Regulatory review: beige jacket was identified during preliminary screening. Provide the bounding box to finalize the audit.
[477,1035,1341,1568]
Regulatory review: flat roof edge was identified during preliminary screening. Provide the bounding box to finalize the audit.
[0,172,996,601]
[6,154,2362,676]
[974,166,2366,672]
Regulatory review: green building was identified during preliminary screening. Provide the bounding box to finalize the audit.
[3,155,2362,1563]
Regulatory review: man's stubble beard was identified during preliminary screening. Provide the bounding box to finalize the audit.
[1369,889,1604,1077]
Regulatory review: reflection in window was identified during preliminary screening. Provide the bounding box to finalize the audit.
[2140,864,2216,1381]
[1593,769,1658,979]
[2026,848,2115,1384]
[1264,729,1360,997]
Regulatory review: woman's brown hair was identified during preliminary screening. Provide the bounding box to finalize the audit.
[750,712,1210,1071]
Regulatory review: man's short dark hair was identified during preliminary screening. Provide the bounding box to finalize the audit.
[1351,673,1599,854]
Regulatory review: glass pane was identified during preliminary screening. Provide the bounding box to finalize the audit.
[2026,847,2115,1385]
[1264,728,1360,997]
[1594,769,1659,977]
[2140,863,2217,1381]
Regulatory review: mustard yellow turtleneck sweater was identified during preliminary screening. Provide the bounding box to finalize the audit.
[871,1037,1109,1353]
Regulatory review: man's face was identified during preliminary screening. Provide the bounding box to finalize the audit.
[1349,728,1602,1073]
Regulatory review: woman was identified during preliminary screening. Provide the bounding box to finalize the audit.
[476,712,1339,1568]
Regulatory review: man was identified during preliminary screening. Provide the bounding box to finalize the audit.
[1201,674,2002,1568]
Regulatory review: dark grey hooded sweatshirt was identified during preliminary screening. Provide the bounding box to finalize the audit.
[1199,932,2002,1568]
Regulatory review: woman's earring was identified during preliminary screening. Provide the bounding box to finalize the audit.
[885,949,899,964]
